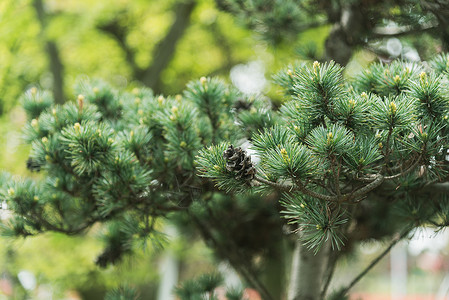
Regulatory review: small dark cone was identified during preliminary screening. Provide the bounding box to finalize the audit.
[223,145,256,182]
[232,99,252,113]
[26,157,41,172]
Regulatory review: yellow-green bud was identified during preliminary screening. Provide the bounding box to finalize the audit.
[327,132,333,144]
[361,92,368,98]
[52,108,57,116]
[96,129,102,136]
[138,109,144,116]
[74,122,81,132]
[378,142,383,149]
[287,69,293,76]
[180,141,187,148]
[33,196,39,201]
[45,155,50,161]
[132,88,139,95]
[31,119,38,128]
[280,148,289,161]
[157,95,164,105]
[348,99,355,107]
[30,87,38,95]
[130,130,134,138]
[93,87,99,93]
[419,71,427,83]
[7,188,15,196]
[316,224,322,230]
[394,75,400,83]
[175,94,182,102]
[134,97,141,105]
[42,137,48,143]
[213,165,220,170]
[200,76,207,86]
[313,61,320,74]
[171,106,178,115]
[108,138,114,144]
[389,102,397,114]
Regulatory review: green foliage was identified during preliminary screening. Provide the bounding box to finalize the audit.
[105,286,140,300]
[198,56,449,254]
[281,193,348,252]
[174,272,223,300]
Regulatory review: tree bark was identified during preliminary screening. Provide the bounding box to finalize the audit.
[287,237,328,300]
[33,0,65,104]
[139,0,197,93]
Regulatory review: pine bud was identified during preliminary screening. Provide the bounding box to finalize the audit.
[33,196,39,201]
[200,77,207,86]
[171,106,178,115]
[42,137,48,143]
[31,119,38,128]
[180,141,187,148]
[138,109,144,116]
[394,75,400,83]
[287,69,293,77]
[132,88,140,95]
[93,87,99,94]
[327,132,333,144]
[7,188,15,196]
[134,97,141,105]
[361,92,368,99]
[313,61,320,74]
[30,87,38,95]
[175,94,182,102]
[77,94,84,112]
[348,99,355,107]
[419,71,427,84]
[280,148,289,162]
[389,102,397,114]
[157,95,165,105]
[74,122,81,132]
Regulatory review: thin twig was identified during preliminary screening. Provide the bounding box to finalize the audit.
[338,229,410,296]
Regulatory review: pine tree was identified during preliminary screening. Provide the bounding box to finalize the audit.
[215,0,449,64]
[2,53,449,299]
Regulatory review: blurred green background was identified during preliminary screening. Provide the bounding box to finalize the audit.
[1,0,449,299]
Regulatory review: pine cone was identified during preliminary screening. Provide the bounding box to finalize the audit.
[223,145,256,181]
[26,157,41,172]
[232,99,252,112]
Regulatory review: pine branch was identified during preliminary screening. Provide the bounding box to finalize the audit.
[189,210,274,300]
[338,229,410,297]
[140,0,197,92]
[372,22,438,39]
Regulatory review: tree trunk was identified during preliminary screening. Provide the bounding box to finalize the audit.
[140,0,197,93]
[287,238,328,300]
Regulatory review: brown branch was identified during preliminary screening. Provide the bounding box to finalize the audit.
[372,22,438,39]
[32,0,65,104]
[139,0,197,92]
[338,229,410,297]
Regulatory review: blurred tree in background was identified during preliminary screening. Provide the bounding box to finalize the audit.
[1,1,449,300]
